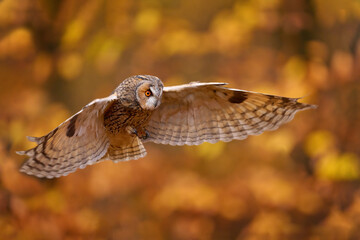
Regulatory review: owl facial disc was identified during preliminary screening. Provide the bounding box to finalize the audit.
[135,75,164,110]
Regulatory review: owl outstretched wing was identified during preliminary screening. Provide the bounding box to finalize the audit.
[17,94,118,178]
[145,82,316,146]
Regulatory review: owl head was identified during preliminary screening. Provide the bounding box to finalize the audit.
[133,75,164,110]
[115,75,164,110]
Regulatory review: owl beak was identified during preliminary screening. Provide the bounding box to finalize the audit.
[155,99,160,108]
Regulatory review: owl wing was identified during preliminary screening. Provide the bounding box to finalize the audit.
[145,82,316,146]
[17,94,118,178]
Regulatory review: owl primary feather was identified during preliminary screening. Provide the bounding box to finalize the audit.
[17,75,316,178]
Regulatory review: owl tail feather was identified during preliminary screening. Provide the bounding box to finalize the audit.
[108,137,147,162]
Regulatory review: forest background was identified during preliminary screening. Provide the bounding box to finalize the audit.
[0,0,360,239]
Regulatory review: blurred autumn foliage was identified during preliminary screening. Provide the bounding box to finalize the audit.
[0,0,360,239]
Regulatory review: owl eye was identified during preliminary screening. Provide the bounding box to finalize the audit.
[145,90,152,97]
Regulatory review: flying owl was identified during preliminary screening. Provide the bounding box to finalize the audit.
[17,75,316,178]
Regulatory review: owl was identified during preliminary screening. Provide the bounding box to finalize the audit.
[17,75,316,178]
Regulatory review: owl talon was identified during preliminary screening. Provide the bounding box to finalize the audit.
[127,126,149,140]
[142,130,149,140]
[136,130,149,140]
[130,128,138,136]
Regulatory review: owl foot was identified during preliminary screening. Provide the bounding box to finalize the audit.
[140,130,150,140]
[128,127,149,140]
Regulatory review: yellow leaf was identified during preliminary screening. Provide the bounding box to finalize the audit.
[134,9,161,34]
[316,153,360,180]
[305,130,336,158]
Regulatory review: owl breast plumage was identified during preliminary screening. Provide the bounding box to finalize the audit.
[17,75,316,178]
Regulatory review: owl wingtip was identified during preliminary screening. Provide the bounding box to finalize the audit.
[19,166,27,174]
[294,95,317,109]
[296,101,318,110]
[16,150,26,155]
[26,136,42,143]
[309,104,318,109]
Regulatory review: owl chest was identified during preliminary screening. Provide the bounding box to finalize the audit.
[103,102,151,135]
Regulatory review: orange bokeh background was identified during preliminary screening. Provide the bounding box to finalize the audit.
[0,0,360,239]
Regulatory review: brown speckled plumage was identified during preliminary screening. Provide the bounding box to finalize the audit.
[17,75,316,178]
[103,100,151,135]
